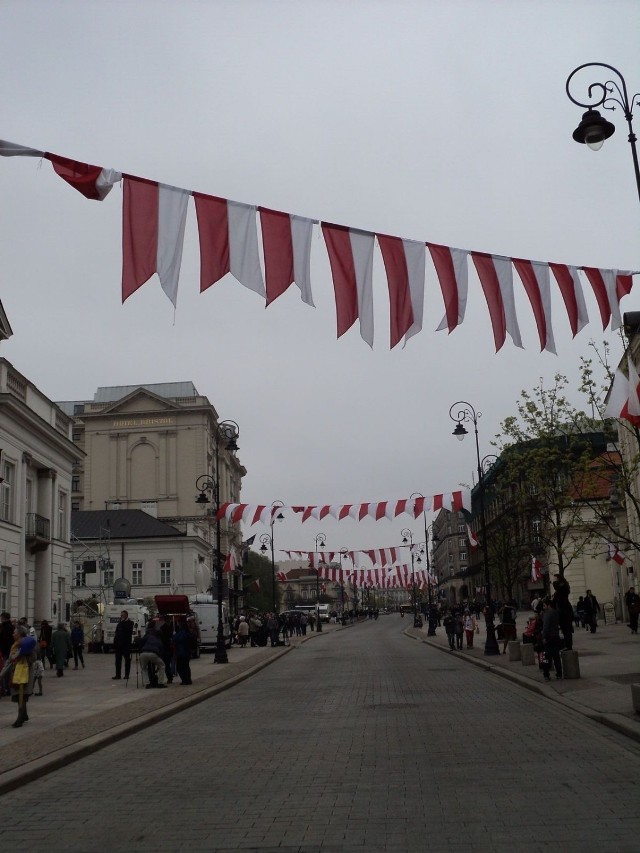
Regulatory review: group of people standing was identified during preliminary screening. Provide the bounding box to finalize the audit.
[111,610,196,687]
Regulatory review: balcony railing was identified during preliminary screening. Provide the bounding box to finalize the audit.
[25,513,51,552]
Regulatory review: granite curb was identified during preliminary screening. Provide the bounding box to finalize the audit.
[406,627,640,745]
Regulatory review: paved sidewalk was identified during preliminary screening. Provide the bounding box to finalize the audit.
[409,616,640,742]
[0,626,332,793]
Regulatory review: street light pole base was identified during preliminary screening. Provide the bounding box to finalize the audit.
[214,645,229,664]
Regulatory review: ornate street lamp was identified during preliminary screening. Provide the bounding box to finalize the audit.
[314,532,326,632]
[195,419,240,665]
[401,528,419,625]
[260,501,284,613]
[411,492,439,636]
[566,62,640,203]
[449,401,500,655]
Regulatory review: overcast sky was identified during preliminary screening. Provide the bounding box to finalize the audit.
[0,1,638,556]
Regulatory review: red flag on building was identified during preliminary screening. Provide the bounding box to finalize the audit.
[607,543,626,565]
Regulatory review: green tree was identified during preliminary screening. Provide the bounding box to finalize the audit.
[494,374,609,579]
[242,550,279,612]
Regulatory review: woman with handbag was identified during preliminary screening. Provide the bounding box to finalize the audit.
[0,624,37,727]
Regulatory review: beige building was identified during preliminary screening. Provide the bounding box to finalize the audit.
[0,352,77,623]
[58,382,246,610]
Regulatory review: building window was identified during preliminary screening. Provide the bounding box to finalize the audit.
[72,431,82,441]
[532,518,542,545]
[74,564,85,587]
[160,561,171,585]
[459,551,467,562]
[73,404,84,415]
[58,492,68,540]
[448,555,454,563]
[71,501,80,512]
[457,524,465,533]
[458,538,465,547]
[102,561,115,587]
[0,566,9,611]
[131,562,143,586]
[72,476,80,492]
[0,461,15,523]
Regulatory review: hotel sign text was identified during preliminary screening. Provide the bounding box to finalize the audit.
[112,417,175,428]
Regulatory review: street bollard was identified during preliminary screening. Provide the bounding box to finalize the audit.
[508,641,521,662]
[521,643,535,666]
[561,649,580,679]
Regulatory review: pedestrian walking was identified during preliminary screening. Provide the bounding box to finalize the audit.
[70,621,85,669]
[625,587,640,634]
[267,613,279,647]
[552,574,574,650]
[443,611,456,649]
[0,611,14,694]
[173,619,193,685]
[237,616,249,648]
[112,610,134,680]
[51,623,72,677]
[32,658,44,695]
[38,618,53,669]
[499,602,517,654]
[454,610,464,650]
[541,599,563,680]
[463,609,477,649]
[583,590,600,634]
[0,624,37,727]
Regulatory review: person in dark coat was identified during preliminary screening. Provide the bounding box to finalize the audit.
[70,621,85,669]
[552,574,573,650]
[0,612,14,694]
[112,610,134,680]
[173,619,192,685]
[443,611,456,650]
[625,587,640,634]
[138,623,167,688]
[51,623,71,677]
[541,599,563,680]
[583,589,600,634]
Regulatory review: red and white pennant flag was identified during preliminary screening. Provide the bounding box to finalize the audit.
[531,555,543,582]
[607,543,626,565]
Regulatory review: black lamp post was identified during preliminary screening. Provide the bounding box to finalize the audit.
[566,62,640,204]
[314,532,326,632]
[339,548,349,617]
[401,528,419,625]
[411,492,439,636]
[449,401,500,656]
[260,500,284,613]
[195,419,240,665]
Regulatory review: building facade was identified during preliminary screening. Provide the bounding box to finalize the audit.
[70,509,211,606]
[0,357,77,623]
[58,382,246,610]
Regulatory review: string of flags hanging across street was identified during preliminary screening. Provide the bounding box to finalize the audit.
[1,138,637,351]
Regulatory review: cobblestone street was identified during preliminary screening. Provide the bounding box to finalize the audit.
[1,617,639,852]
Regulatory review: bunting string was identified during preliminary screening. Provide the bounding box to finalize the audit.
[2,138,635,351]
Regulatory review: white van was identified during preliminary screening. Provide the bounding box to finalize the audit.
[101,602,149,651]
[316,604,330,622]
[189,595,232,650]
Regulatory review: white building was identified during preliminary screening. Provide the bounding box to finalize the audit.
[70,508,212,606]
[0,345,77,622]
